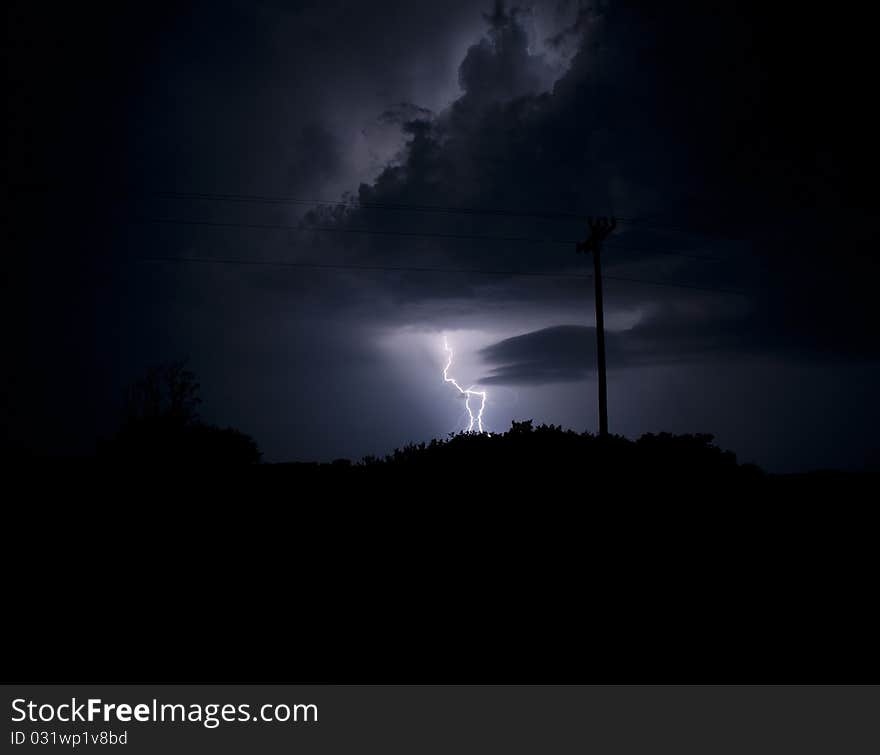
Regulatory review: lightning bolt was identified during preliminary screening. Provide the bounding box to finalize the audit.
[443,335,488,433]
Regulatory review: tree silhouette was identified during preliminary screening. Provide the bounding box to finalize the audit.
[106,360,260,466]
[124,360,201,427]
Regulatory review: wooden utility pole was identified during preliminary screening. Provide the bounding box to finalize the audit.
[576,217,616,437]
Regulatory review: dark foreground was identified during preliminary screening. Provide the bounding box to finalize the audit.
[7,423,876,683]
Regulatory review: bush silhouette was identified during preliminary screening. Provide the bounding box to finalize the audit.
[266,420,766,493]
[103,361,260,466]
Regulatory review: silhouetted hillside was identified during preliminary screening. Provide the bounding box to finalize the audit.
[255,420,875,498]
[101,416,261,466]
[265,420,764,491]
[12,416,875,497]
[372,421,759,479]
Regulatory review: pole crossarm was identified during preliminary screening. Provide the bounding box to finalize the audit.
[576,216,617,254]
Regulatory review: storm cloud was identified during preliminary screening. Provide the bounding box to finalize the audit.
[297,0,878,365]
[477,302,866,386]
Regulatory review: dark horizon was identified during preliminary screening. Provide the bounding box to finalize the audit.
[6,0,880,474]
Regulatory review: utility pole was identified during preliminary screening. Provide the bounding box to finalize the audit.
[576,216,616,437]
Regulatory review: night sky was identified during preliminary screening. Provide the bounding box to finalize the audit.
[6,0,880,472]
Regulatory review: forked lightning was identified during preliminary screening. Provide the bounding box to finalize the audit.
[442,335,487,433]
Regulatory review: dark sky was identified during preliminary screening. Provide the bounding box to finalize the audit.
[6,0,880,471]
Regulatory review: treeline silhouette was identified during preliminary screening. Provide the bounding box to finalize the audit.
[270,420,769,492]
[265,420,869,496]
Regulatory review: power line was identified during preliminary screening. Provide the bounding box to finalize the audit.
[150,189,743,240]
[130,216,725,261]
[12,182,746,240]
[140,256,581,278]
[605,242,724,262]
[151,189,624,223]
[137,255,749,295]
[132,215,573,245]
